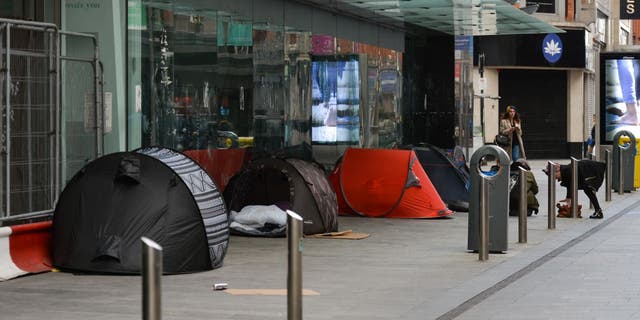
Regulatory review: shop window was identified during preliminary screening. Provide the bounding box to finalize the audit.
[311,54,360,145]
[128,6,255,151]
[127,2,402,156]
[620,27,629,45]
[596,10,608,44]
[309,36,402,149]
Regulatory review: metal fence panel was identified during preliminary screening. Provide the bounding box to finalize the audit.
[0,18,101,220]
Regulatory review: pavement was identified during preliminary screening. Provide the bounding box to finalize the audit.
[1,159,640,320]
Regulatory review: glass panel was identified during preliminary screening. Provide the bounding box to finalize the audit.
[284,30,312,147]
[356,43,402,148]
[126,1,404,170]
[127,0,144,150]
[309,36,402,149]
[620,28,629,45]
[455,36,474,159]
[62,56,97,180]
[129,3,254,152]
[310,53,361,145]
[253,23,285,151]
[216,13,253,146]
[597,11,607,44]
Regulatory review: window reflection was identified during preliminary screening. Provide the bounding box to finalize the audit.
[284,31,312,147]
[311,55,360,145]
[128,3,403,155]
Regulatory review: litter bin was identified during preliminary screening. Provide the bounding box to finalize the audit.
[618,135,640,188]
[612,130,636,192]
[468,145,510,253]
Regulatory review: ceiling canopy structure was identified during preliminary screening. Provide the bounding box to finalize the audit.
[302,0,564,36]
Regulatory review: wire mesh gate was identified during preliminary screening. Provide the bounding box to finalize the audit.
[0,18,102,220]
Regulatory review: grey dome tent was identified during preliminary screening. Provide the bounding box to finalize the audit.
[52,147,229,274]
[224,157,338,236]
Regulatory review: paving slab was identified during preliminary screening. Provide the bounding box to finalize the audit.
[0,159,638,320]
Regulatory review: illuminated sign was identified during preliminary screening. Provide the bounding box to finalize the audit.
[621,0,640,19]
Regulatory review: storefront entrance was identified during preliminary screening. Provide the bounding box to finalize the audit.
[499,69,568,158]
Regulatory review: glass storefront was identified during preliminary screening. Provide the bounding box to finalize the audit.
[126,1,403,166]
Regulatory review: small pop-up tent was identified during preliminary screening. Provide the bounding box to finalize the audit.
[224,157,339,236]
[52,147,229,274]
[412,145,470,212]
[330,148,453,218]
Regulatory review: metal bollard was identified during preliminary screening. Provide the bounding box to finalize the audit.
[468,146,509,253]
[141,237,162,320]
[479,177,489,261]
[518,168,527,243]
[547,161,556,229]
[605,149,612,201]
[286,210,303,320]
[618,146,624,195]
[570,157,579,218]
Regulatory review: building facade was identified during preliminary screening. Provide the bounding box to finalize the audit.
[474,0,638,159]
[2,0,566,218]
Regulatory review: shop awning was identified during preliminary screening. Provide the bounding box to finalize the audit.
[308,0,565,35]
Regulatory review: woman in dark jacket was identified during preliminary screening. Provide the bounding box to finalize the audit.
[546,160,606,219]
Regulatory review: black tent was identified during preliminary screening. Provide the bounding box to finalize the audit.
[52,147,229,274]
[413,145,471,212]
[224,157,338,236]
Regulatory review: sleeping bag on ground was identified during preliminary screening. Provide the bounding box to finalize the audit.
[224,157,338,235]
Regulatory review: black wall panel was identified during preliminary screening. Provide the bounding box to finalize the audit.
[402,35,455,149]
[498,69,568,158]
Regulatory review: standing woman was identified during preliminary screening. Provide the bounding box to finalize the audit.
[499,105,526,161]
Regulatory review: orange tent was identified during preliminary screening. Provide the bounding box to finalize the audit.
[330,148,452,218]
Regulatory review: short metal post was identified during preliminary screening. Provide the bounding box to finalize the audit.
[141,237,162,320]
[605,149,612,201]
[518,168,527,243]
[479,177,489,261]
[547,162,556,229]
[570,157,579,218]
[286,210,303,320]
[618,146,624,195]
